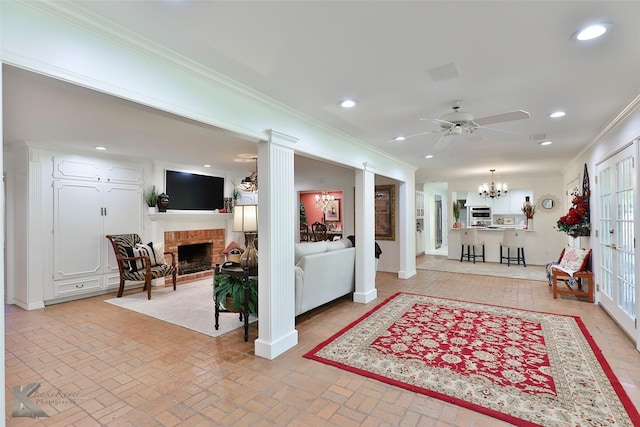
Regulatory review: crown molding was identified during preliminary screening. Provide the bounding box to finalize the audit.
[18,1,417,174]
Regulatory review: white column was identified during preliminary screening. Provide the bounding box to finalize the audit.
[254,130,299,359]
[353,162,377,304]
[398,180,417,279]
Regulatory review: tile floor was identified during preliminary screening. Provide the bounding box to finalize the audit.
[5,267,640,426]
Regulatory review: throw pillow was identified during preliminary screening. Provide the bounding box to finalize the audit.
[130,242,164,269]
[326,240,347,252]
[559,247,591,271]
[124,246,148,272]
[152,242,166,265]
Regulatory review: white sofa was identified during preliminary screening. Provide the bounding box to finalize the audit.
[294,239,355,316]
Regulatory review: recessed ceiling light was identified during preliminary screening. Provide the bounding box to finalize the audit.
[539,141,553,146]
[391,136,406,142]
[573,23,612,41]
[549,111,566,118]
[94,146,107,150]
[339,99,358,109]
[424,154,434,159]
[203,164,211,168]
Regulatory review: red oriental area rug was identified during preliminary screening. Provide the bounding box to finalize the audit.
[304,293,640,427]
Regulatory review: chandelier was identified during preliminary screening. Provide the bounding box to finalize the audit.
[479,169,507,199]
[315,191,335,213]
[234,156,258,193]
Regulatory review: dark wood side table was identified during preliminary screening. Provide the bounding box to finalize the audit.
[213,263,257,342]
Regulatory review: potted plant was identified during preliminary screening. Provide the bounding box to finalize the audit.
[232,188,240,206]
[144,185,158,212]
[300,202,308,227]
[452,200,461,228]
[213,274,258,314]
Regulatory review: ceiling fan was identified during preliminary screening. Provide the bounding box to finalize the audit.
[391,100,530,150]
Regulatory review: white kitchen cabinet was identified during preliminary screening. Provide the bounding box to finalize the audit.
[416,191,424,218]
[491,193,511,214]
[509,189,533,214]
[416,230,424,255]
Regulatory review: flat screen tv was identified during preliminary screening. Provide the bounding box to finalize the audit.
[165,170,225,211]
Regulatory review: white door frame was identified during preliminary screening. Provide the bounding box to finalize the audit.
[595,141,639,350]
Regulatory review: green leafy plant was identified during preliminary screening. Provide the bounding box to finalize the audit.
[214,274,258,314]
[144,185,158,207]
[452,200,461,222]
[300,201,308,225]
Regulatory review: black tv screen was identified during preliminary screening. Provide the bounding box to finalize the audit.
[165,170,225,211]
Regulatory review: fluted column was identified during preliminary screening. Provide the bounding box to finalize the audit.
[254,130,298,359]
[353,162,377,303]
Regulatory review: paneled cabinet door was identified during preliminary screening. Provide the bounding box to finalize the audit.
[509,190,533,214]
[53,180,104,280]
[492,193,511,214]
[416,191,424,218]
[104,184,143,273]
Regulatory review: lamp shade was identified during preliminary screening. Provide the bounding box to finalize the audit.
[233,205,258,232]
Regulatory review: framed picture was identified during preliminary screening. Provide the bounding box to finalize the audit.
[324,199,341,222]
[375,185,395,240]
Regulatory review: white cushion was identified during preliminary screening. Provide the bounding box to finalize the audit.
[152,242,166,265]
[340,237,353,248]
[326,240,347,252]
[559,247,590,271]
[295,241,327,264]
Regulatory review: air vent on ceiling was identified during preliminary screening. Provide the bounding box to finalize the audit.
[427,63,461,82]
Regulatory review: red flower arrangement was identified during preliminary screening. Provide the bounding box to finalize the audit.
[556,188,590,237]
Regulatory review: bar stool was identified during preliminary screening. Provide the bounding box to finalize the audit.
[460,228,485,263]
[500,229,526,266]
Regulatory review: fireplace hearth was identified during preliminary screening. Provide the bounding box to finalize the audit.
[178,243,212,275]
[164,229,226,283]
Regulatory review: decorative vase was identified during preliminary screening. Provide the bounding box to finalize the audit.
[240,233,258,269]
[147,206,156,214]
[157,193,169,212]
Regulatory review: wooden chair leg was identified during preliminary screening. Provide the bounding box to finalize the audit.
[117,279,125,298]
[460,245,464,262]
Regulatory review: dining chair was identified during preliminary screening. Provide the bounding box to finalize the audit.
[311,221,328,241]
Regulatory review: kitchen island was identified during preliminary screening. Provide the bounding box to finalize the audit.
[448,227,548,265]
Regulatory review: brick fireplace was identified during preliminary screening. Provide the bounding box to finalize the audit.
[164,229,226,283]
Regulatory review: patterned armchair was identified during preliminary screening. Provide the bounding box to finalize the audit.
[106,234,177,300]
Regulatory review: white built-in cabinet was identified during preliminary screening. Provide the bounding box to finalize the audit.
[50,155,144,299]
[415,190,424,218]
[9,145,148,309]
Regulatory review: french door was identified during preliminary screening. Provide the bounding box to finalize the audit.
[596,142,639,349]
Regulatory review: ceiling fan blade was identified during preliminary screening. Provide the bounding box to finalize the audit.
[388,129,439,142]
[433,118,456,127]
[476,125,518,135]
[474,110,530,126]
[434,133,453,150]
